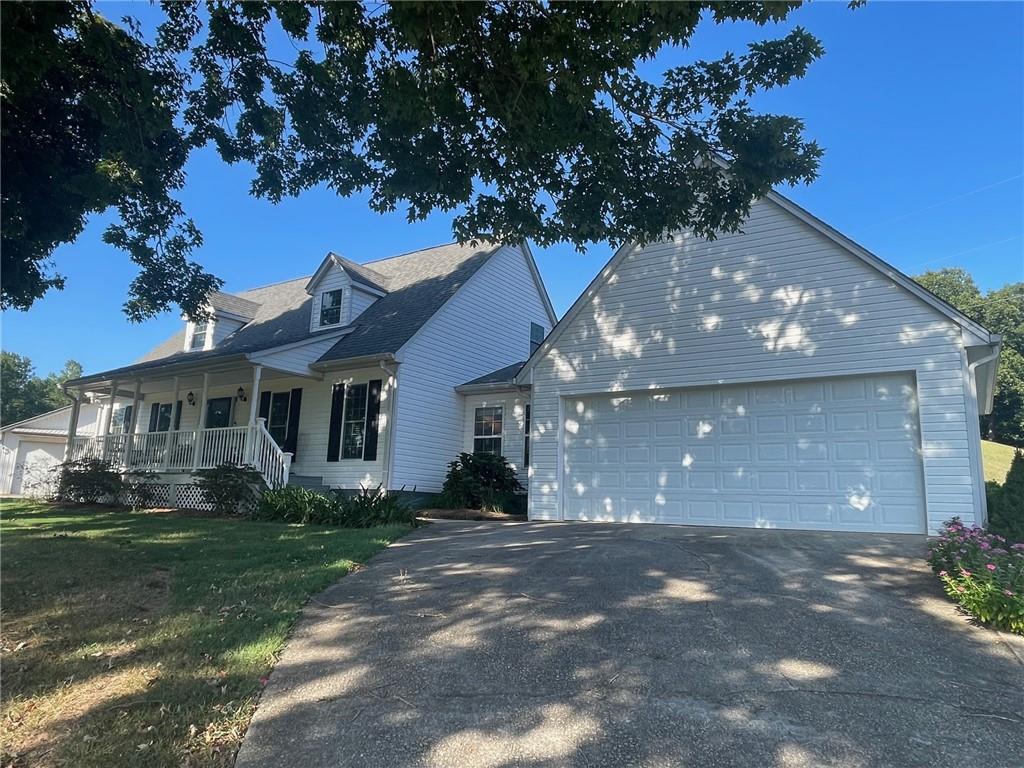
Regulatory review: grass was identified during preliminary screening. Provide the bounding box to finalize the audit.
[0,501,409,767]
[982,440,1018,484]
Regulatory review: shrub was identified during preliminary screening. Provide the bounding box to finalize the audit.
[441,452,522,509]
[257,486,340,525]
[194,463,263,516]
[53,458,123,504]
[987,450,1024,542]
[927,518,1024,635]
[257,484,418,527]
[123,472,161,510]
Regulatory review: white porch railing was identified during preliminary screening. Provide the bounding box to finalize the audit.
[69,419,291,488]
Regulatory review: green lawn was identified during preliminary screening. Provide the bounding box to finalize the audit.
[982,440,1018,484]
[0,501,408,767]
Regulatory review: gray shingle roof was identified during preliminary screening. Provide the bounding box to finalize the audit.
[208,291,261,320]
[67,241,501,385]
[317,241,499,362]
[328,253,391,293]
[461,362,526,387]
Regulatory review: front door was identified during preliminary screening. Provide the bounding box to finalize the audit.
[205,397,233,428]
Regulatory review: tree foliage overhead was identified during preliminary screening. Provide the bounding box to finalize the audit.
[1,0,831,321]
[915,268,1024,447]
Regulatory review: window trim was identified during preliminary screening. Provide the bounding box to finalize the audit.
[187,319,213,352]
[319,288,344,328]
[473,405,503,456]
[341,383,369,460]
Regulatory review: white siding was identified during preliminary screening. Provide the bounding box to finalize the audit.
[249,334,346,377]
[461,392,530,485]
[391,245,553,491]
[528,197,982,533]
[308,264,351,332]
[350,287,378,321]
[140,367,393,489]
[212,317,245,346]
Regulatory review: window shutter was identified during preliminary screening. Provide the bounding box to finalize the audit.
[174,401,182,431]
[258,391,272,422]
[284,388,302,458]
[327,383,345,462]
[363,379,382,461]
[148,403,160,432]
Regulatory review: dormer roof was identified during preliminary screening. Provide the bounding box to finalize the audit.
[305,252,391,296]
[207,291,261,321]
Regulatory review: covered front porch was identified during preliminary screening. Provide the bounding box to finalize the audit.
[65,360,302,488]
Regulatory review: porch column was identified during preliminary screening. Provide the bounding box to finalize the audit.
[246,365,263,462]
[192,372,210,471]
[162,376,180,470]
[124,380,142,471]
[100,379,117,459]
[64,393,81,460]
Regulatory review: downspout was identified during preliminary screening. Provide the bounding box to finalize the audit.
[967,340,1002,524]
[379,360,400,491]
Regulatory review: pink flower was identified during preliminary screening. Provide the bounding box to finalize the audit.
[1005,590,1015,597]
[985,563,997,571]
[1011,543,1024,551]
[938,570,948,577]
[980,541,991,550]
[960,568,972,577]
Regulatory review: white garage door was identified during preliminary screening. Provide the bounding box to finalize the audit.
[562,373,926,533]
[11,440,65,497]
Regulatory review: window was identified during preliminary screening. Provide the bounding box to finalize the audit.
[190,321,209,351]
[148,401,182,432]
[530,322,545,356]
[523,403,531,468]
[474,406,503,455]
[268,391,291,446]
[111,404,134,434]
[341,383,368,459]
[320,289,343,326]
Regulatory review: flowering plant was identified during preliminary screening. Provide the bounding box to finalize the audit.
[927,518,1024,635]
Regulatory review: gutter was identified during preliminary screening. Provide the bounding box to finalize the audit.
[969,335,1002,415]
[64,353,250,391]
[455,381,532,395]
[311,352,398,372]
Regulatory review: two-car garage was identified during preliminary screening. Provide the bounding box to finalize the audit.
[561,372,927,534]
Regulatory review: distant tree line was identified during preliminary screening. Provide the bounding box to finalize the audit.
[0,352,83,426]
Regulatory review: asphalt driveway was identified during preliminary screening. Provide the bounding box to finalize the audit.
[236,521,1024,768]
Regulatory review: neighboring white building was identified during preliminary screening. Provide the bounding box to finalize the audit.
[62,197,1000,534]
[1,404,102,496]
[515,192,1001,535]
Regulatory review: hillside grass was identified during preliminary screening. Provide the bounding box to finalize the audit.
[982,440,1018,485]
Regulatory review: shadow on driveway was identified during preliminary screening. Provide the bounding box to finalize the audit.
[236,521,1024,768]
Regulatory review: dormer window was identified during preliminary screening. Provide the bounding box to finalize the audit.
[319,289,343,327]
[190,321,210,351]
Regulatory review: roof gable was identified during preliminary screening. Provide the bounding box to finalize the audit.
[305,253,391,295]
[517,191,997,382]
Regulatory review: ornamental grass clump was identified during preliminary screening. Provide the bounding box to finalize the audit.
[927,518,1024,635]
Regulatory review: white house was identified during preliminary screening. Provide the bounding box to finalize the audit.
[62,242,555,506]
[62,193,1000,534]
[516,192,1001,535]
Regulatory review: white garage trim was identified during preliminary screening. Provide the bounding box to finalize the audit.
[557,371,927,534]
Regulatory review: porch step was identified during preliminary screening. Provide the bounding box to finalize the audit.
[287,474,330,494]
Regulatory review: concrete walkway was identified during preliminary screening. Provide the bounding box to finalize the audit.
[236,521,1024,768]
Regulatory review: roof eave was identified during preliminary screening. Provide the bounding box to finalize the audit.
[455,381,530,395]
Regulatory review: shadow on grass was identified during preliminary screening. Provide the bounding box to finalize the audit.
[0,501,408,767]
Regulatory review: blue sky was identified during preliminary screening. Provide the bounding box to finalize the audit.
[3,1,1022,376]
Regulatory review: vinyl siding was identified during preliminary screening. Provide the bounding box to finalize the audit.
[528,197,982,533]
[249,334,345,377]
[212,317,245,346]
[308,265,351,332]
[391,245,551,491]
[140,367,392,488]
[461,392,530,484]
[350,287,378,321]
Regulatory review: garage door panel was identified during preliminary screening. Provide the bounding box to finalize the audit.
[562,373,926,533]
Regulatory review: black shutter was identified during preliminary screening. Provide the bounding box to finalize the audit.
[363,379,382,461]
[258,391,272,422]
[174,401,182,431]
[327,383,345,462]
[284,388,302,457]
[148,403,160,432]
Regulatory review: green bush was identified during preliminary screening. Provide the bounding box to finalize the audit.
[194,463,263,516]
[256,485,341,525]
[53,458,123,504]
[123,471,161,510]
[987,450,1024,542]
[441,452,522,509]
[928,518,1024,635]
[258,484,418,527]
